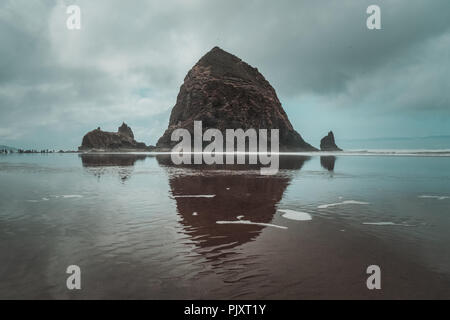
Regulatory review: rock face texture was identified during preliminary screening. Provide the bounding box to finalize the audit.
[118,122,134,139]
[79,123,149,151]
[320,131,342,151]
[156,47,316,151]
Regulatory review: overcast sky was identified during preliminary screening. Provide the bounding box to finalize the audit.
[1,0,449,149]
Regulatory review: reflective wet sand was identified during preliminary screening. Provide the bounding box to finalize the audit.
[0,153,449,299]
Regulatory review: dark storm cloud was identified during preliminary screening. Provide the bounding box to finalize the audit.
[0,0,449,148]
[223,0,450,106]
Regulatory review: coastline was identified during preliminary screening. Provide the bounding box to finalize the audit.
[4,149,450,157]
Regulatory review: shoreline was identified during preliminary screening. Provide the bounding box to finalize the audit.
[3,150,450,157]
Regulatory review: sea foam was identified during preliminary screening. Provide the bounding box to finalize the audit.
[418,195,449,200]
[278,209,312,221]
[363,222,414,226]
[318,200,369,209]
[173,195,216,198]
[216,216,287,229]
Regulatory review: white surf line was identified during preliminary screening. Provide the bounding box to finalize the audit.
[27,198,50,202]
[280,150,450,157]
[173,195,216,198]
[216,219,287,230]
[278,209,312,221]
[363,222,415,227]
[27,195,82,202]
[318,200,369,209]
[363,222,395,226]
[418,195,449,200]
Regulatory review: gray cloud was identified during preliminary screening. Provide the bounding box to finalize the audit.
[0,0,449,149]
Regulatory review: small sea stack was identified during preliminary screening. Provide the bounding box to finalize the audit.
[79,122,153,152]
[320,131,342,151]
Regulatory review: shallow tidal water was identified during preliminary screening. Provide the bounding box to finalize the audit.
[0,153,449,299]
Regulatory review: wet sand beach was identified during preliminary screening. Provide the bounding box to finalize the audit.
[0,153,449,299]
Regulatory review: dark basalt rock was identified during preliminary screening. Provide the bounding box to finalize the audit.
[118,122,134,139]
[156,46,317,151]
[320,131,342,151]
[79,123,151,151]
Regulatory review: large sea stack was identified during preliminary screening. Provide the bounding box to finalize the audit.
[79,123,151,151]
[156,47,316,151]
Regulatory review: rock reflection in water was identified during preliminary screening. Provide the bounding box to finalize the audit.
[79,153,147,181]
[320,156,336,171]
[157,155,310,251]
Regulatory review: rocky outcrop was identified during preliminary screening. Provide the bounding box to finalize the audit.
[320,131,342,151]
[79,123,151,151]
[156,46,316,151]
[118,122,134,139]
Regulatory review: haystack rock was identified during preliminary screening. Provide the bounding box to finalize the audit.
[79,122,151,151]
[320,131,342,151]
[156,46,317,151]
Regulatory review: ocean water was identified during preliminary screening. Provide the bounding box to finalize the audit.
[340,135,450,150]
[0,153,449,299]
